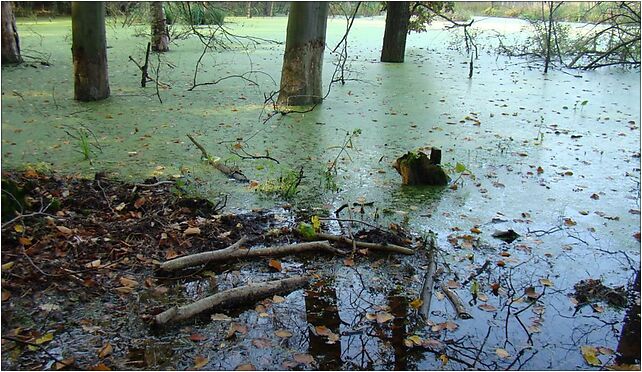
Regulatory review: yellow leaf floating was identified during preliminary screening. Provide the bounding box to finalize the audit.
[581,345,602,367]
[539,278,554,287]
[34,332,54,345]
[495,348,510,359]
[409,298,423,309]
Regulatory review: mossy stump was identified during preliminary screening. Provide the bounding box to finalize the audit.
[393,148,449,186]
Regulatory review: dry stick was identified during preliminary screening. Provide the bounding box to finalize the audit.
[186,134,249,183]
[154,275,310,325]
[314,232,414,255]
[440,283,473,319]
[419,240,438,320]
[160,240,343,272]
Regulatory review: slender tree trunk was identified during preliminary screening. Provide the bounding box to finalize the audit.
[151,1,169,52]
[380,1,410,63]
[72,2,110,101]
[544,1,554,73]
[277,2,329,106]
[268,1,274,16]
[1,2,23,64]
[246,1,252,18]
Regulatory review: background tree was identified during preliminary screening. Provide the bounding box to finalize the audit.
[380,2,454,63]
[380,1,411,62]
[72,1,110,101]
[277,2,329,106]
[151,2,169,52]
[1,1,23,64]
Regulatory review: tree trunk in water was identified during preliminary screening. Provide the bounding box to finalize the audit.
[1,2,23,64]
[246,1,252,18]
[150,2,169,52]
[72,2,110,101]
[268,1,274,17]
[380,1,410,63]
[543,1,554,74]
[277,2,328,106]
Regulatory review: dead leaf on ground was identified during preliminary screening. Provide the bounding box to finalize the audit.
[343,257,354,266]
[119,277,138,288]
[54,357,76,370]
[194,355,208,369]
[56,225,73,235]
[184,227,201,235]
[2,291,11,301]
[226,323,248,339]
[409,298,423,309]
[272,295,286,303]
[235,363,256,371]
[88,363,111,371]
[190,333,207,342]
[98,342,113,358]
[268,259,282,272]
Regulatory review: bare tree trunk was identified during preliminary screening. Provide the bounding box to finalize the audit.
[380,1,410,63]
[1,2,22,64]
[277,2,329,106]
[544,1,554,73]
[246,1,252,18]
[72,2,110,101]
[150,1,169,52]
[268,1,274,16]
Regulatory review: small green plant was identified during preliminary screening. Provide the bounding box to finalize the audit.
[322,128,361,192]
[64,126,102,163]
[573,99,588,112]
[534,115,545,145]
[443,162,476,186]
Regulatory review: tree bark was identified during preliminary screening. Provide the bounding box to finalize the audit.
[276,2,328,106]
[246,1,252,18]
[1,2,23,64]
[380,1,410,63]
[72,2,110,101]
[150,1,169,52]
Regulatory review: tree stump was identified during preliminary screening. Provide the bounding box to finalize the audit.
[393,148,449,186]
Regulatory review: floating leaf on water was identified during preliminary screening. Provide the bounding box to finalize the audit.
[524,287,540,299]
[496,348,510,359]
[275,329,292,338]
[439,354,449,365]
[235,363,255,371]
[478,293,488,302]
[251,338,272,348]
[409,298,423,309]
[539,278,554,287]
[34,332,54,345]
[581,346,602,366]
[376,312,395,324]
[478,303,497,312]
[435,291,445,301]
[315,325,331,336]
[446,280,460,289]
[404,335,423,347]
[293,353,315,365]
[98,342,113,358]
[470,227,482,234]
[343,258,354,267]
[226,323,248,339]
[194,355,208,369]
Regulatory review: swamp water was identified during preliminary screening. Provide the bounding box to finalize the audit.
[1,16,640,370]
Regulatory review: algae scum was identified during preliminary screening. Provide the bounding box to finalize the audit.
[1,15,640,370]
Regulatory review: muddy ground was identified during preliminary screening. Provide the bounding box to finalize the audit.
[1,169,640,370]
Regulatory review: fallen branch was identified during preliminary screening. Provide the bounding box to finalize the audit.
[419,238,438,320]
[314,232,414,255]
[154,275,310,325]
[440,283,473,319]
[186,134,249,183]
[160,240,343,272]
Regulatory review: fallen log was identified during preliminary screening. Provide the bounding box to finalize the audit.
[154,275,310,325]
[160,240,344,272]
[419,239,438,320]
[314,232,414,255]
[440,283,473,319]
[187,133,249,183]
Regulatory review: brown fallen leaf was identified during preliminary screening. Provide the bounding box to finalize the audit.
[409,298,423,309]
[268,259,282,272]
[581,345,602,367]
[184,227,201,236]
[98,342,113,358]
[293,353,315,365]
[2,290,11,301]
[194,355,208,369]
[496,348,510,359]
[478,303,497,312]
[119,277,138,288]
[251,338,272,348]
[226,323,248,339]
[376,312,394,324]
[272,295,286,303]
[343,257,354,266]
[54,357,76,370]
[235,363,256,371]
[274,329,292,338]
[56,225,73,235]
[88,363,111,371]
[190,333,207,342]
